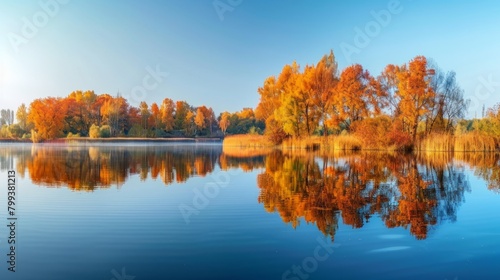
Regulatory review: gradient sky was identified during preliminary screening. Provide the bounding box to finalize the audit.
[1,0,500,118]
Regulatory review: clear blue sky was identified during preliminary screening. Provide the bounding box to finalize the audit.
[1,0,500,118]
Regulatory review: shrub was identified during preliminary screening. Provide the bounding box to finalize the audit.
[99,125,111,138]
[154,129,168,138]
[31,129,42,143]
[351,116,391,149]
[264,117,287,145]
[0,125,9,138]
[8,124,24,138]
[89,124,100,138]
[67,132,81,138]
[248,126,263,135]
[387,120,413,151]
[127,124,146,137]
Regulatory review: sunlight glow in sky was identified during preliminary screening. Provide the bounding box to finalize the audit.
[1,0,500,118]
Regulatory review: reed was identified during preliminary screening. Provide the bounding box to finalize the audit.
[419,133,454,152]
[454,133,496,152]
[222,146,274,157]
[332,134,362,151]
[281,135,362,151]
[417,150,453,170]
[281,136,323,151]
[222,134,274,148]
[454,151,497,167]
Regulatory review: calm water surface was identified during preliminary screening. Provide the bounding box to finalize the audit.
[0,144,499,280]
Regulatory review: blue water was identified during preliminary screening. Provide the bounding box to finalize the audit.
[0,145,499,280]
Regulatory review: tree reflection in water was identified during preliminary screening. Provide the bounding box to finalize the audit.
[1,145,499,241]
[0,145,266,191]
[257,151,472,240]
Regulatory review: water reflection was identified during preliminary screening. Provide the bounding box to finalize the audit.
[257,151,472,240]
[1,145,499,240]
[455,152,500,191]
[0,145,264,191]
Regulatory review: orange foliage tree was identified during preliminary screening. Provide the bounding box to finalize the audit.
[28,97,68,141]
[161,98,175,131]
[256,76,287,143]
[395,56,436,144]
[334,64,387,130]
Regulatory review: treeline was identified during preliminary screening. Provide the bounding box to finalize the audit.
[219,108,265,135]
[255,50,485,150]
[0,91,261,142]
[4,49,500,149]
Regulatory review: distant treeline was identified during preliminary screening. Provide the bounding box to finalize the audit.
[0,92,263,142]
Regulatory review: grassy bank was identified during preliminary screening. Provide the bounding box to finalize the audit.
[224,133,499,153]
[418,133,497,152]
[0,138,32,143]
[222,146,274,157]
[222,135,273,148]
[281,135,362,151]
[453,133,496,152]
[61,137,221,143]
[223,134,363,152]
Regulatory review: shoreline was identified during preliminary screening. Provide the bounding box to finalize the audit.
[0,137,222,144]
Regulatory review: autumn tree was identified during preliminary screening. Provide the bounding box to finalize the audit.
[395,56,435,144]
[297,65,322,135]
[206,107,217,135]
[223,108,264,135]
[256,76,286,143]
[91,94,113,126]
[139,101,151,130]
[101,95,130,136]
[483,103,500,136]
[174,101,190,131]
[64,90,97,136]
[28,97,68,141]
[335,64,386,130]
[62,97,81,135]
[184,110,196,136]
[161,98,175,131]
[219,112,230,135]
[194,107,206,133]
[128,106,141,128]
[256,50,341,141]
[275,62,309,137]
[150,102,161,130]
[308,50,338,136]
[16,103,29,131]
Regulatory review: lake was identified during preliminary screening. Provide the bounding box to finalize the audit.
[0,144,499,280]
